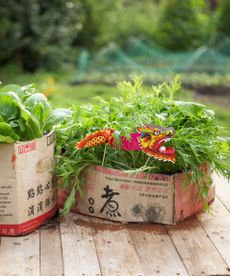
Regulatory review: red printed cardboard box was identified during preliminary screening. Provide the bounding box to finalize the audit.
[0,132,57,236]
[59,165,215,224]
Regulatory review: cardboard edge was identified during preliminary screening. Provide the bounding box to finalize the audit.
[0,205,58,236]
[15,130,55,145]
[172,175,176,224]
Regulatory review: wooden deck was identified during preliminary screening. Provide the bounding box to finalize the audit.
[1,173,230,276]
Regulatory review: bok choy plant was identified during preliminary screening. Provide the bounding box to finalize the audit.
[0,84,72,143]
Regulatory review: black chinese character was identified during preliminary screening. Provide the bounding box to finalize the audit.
[45,197,51,208]
[51,192,56,203]
[27,188,35,199]
[28,205,35,216]
[44,181,51,190]
[100,185,121,218]
[37,184,43,196]
[37,201,43,213]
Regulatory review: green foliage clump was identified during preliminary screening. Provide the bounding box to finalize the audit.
[0,122,20,144]
[74,0,109,49]
[0,0,226,71]
[156,0,201,50]
[0,1,84,71]
[0,84,71,143]
[95,0,160,47]
[217,0,230,36]
[55,77,230,214]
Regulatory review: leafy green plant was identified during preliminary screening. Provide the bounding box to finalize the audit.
[155,0,203,50]
[55,77,230,214]
[0,1,84,71]
[217,0,230,37]
[0,84,72,143]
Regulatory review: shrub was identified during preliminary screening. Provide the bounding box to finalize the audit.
[155,0,202,50]
[0,1,84,71]
[217,0,230,37]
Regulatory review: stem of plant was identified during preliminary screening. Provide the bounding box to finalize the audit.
[102,144,107,167]
[144,156,151,168]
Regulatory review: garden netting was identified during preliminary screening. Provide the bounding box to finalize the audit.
[72,36,230,85]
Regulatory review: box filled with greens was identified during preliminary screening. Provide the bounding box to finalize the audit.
[0,84,71,235]
[56,77,229,224]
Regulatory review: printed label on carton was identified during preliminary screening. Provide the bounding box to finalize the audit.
[0,182,16,220]
[58,164,215,225]
[77,165,174,224]
[18,141,36,154]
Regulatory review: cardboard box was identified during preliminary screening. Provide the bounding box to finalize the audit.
[59,164,215,224]
[0,132,57,236]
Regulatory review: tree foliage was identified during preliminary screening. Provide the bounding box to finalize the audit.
[217,0,230,36]
[0,0,228,71]
[0,0,84,71]
[155,0,201,50]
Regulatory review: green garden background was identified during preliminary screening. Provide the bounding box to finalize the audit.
[0,0,229,132]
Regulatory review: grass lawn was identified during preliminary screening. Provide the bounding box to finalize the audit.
[0,67,229,134]
[0,68,119,106]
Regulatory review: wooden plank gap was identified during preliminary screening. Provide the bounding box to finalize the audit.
[60,213,101,276]
[166,216,228,275]
[128,223,189,276]
[89,217,104,275]
[163,225,190,276]
[216,194,230,215]
[212,173,230,213]
[90,216,144,276]
[0,230,40,276]
[58,223,65,276]
[196,211,230,274]
[40,215,64,276]
[197,197,230,270]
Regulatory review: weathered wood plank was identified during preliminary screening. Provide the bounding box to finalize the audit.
[0,230,40,276]
[91,218,144,276]
[197,197,230,270]
[60,213,101,276]
[128,223,189,276]
[212,173,230,212]
[40,218,64,276]
[166,216,228,275]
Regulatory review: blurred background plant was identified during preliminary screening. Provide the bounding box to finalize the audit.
[0,0,84,71]
[1,0,229,70]
[0,0,229,133]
